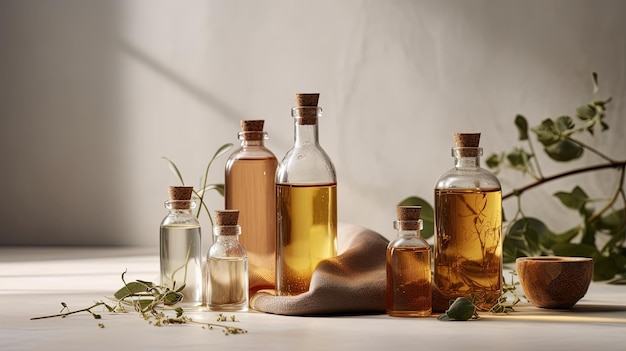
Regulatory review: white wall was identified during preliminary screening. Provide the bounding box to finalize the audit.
[1,0,625,250]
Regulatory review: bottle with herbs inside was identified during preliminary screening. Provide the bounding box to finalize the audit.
[225,119,278,294]
[206,210,249,312]
[434,133,503,311]
[386,205,432,317]
[160,186,203,308]
[275,93,337,296]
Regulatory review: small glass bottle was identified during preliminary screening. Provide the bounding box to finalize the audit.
[275,93,337,296]
[386,205,432,317]
[225,120,278,294]
[160,186,203,307]
[206,210,249,311]
[434,133,503,310]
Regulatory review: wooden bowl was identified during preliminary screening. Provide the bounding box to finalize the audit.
[516,256,593,309]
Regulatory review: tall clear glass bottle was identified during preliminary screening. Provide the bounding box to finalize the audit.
[386,205,432,317]
[275,93,337,296]
[434,133,502,310]
[206,210,249,312]
[160,186,203,307]
[225,120,278,294]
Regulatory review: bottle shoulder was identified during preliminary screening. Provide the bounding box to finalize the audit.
[435,167,501,190]
[388,234,430,249]
[227,145,278,162]
[276,145,336,184]
[208,237,247,258]
[161,213,200,226]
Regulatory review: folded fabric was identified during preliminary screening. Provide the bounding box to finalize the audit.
[250,223,388,315]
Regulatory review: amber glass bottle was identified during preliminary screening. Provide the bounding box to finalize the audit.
[225,120,278,293]
[275,93,337,296]
[434,133,502,310]
[386,206,432,317]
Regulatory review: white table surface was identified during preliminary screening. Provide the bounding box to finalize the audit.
[1,246,624,351]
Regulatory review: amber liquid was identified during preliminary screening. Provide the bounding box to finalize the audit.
[225,157,278,292]
[276,183,337,296]
[386,246,432,317]
[434,188,502,310]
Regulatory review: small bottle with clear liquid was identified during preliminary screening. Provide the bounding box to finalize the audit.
[225,120,278,294]
[386,205,432,317]
[275,93,337,296]
[434,133,503,310]
[160,186,203,308]
[207,210,249,311]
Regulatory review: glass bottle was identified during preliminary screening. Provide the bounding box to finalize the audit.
[225,120,278,294]
[206,210,249,311]
[275,93,337,296]
[160,186,203,307]
[386,205,432,317]
[434,133,503,310]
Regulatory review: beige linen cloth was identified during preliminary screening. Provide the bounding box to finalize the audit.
[250,223,388,315]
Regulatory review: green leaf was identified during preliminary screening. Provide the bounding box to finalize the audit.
[544,139,584,162]
[593,255,619,281]
[515,115,529,140]
[576,104,596,121]
[555,116,575,132]
[398,196,435,239]
[114,281,151,300]
[532,119,560,147]
[592,71,599,94]
[507,217,553,257]
[161,157,186,185]
[485,153,502,170]
[164,291,183,305]
[553,186,589,210]
[438,297,476,321]
[552,243,597,257]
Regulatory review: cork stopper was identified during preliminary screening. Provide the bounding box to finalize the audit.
[294,93,320,125]
[396,205,422,231]
[240,120,265,140]
[453,133,481,157]
[168,186,194,209]
[214,210,240,235]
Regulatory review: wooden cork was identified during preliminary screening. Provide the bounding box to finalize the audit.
[168,186,193,209]
[294,93,320,125]
[240,120,265,140]
[453,133,481,157]
[396,205,421,230]
[215,210,240,235]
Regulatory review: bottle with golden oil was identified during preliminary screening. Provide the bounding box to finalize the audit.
[206,210,249,312]
[160,186,203,308]
[386,205,432,317]
[225,120,278,294]
[434,133,502,311]
[275,93,337,296]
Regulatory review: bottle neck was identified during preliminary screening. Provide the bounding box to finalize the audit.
[239,131,267,147]
[394,220,423,237]
[294,122,319,147]
[291,106,322,147]
[452,147,482,169]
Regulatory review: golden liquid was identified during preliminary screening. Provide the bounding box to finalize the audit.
[434,188,502,310]
[386,246,432,317]
[276,183,337,296]
[225,157,278,292]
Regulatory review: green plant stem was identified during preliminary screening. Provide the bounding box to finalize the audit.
[503,160,626,200]
[527,136,544,179]
[30,302,104,320]
[590,166,626,223]
[566,135,617,163]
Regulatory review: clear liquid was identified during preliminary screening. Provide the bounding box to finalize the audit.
[276,183,337,296]
[386,246,432,317]
[207,257,248,311]
[160,225,203,307]
[225,157,278,292]
[434,188,502,310]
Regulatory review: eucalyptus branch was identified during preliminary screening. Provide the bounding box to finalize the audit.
[526,135,544,179]
[565,135,617,163]
[31,302,108,320]
[589,166,626,223]
[503,160,626,200]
